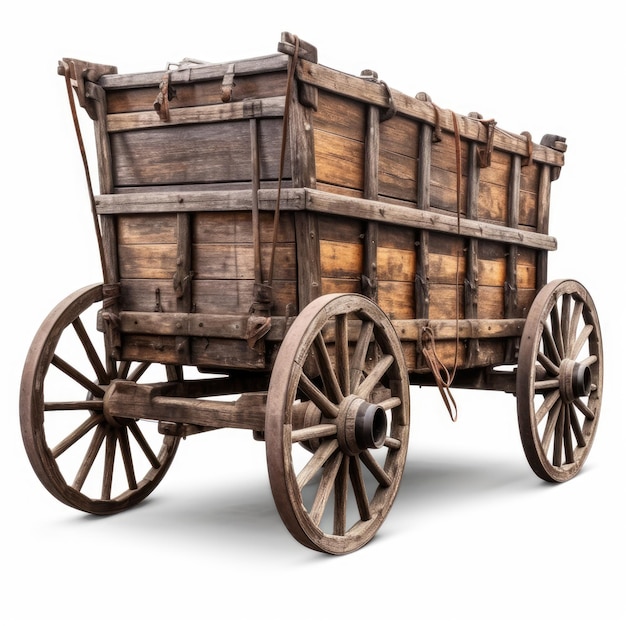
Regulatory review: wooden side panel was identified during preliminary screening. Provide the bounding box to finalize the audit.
[319,214,363,295]
[427,233,466,319]
[312,91,366,194]
[110,118,284,188]
[477,149,510,225]
[377,224,416,320]
[519,161,541,229]
[430,132,468,214]
[193,211,297,315]
[378,114,420,203]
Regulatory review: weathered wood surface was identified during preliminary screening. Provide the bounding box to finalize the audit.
[66,31,566,374]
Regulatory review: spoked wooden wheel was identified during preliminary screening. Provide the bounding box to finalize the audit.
[20,284,180,514]
[517,279,603,482]
[266,293,410,554]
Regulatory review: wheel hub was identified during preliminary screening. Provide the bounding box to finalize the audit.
[559,359,592,403]
[335,394,387,456]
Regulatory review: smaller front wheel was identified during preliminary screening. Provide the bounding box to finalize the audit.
[20,284,180,514]
[516,280,603,482]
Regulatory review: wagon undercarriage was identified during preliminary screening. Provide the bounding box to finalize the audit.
[20,32,603,554]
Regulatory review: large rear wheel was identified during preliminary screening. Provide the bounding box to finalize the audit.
[265,293,410,554]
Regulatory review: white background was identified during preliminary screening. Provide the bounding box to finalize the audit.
[2,1,622,624]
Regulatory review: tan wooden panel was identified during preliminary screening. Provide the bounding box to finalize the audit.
[428,252,467,284]
[478,258,506,287]
[517,253,537,289]
[314,129,364,191]
[313,90,366,141]
[517,288,536,315]
[477,285,505,318]
[380,114,419,159]
[320,277,361,295]
[378,281,415,319]
[428,284,464,319]
[378,247,415,282]
[320,240,363,279]
[519,191,539,228]
[477,180,508,224]
[379,148,418,202]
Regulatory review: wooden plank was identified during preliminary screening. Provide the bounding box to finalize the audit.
[99,53,289,90]
[106,96,285,132]
[110,117,285,187]
[192,278,296,315]
[304,189,557,251]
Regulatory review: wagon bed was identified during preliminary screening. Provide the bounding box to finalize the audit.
[20,33,603,554]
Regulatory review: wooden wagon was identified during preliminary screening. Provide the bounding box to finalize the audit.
[20,33,603,554]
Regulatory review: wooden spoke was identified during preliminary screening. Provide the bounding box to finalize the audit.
[51,354,105,398]
[129,360,152,382]
[313,333,343,404]
[567,300,584,351]
[45,400,103,412]
[332,456,349,536]
[117,360,132,380]
[117,427,138,490]
[360,449,392,488]
[335,314,350,396]
[51,414,101,458]
[379,396,402,411]
[535,389,560,425]
[310,450,343,525]
[550,306,564,359]
[569,404,587,447]
[537,351,560,377]
[355,354,394,399]
[541,324,562,366]
[573,397,596,421]
[298,372,339,419]
[517,280,603,482]
[20,284,180,514]
[291,423,338,443]
[569,324,593,361]
[102,431,117,500]
[296,439,339,490]
[349,456,371,521]
[127,420,161,469]
[72,316,109,385]
[560,293,571,355]
[541,399,562,453]
[73,424,107,491]
[266,293,409,554]
[350,319,374,392]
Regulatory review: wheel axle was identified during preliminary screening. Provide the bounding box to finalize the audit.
[336,394,388,455]
[560,359,592,403]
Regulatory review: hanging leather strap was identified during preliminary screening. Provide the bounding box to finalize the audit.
[60,60,107,281]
